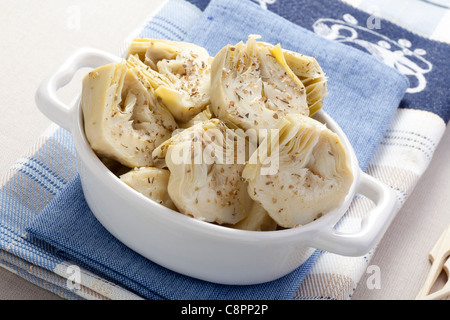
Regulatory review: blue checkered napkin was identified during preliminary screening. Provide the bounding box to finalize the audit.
[0,127,83,299]
[23,0,408,299]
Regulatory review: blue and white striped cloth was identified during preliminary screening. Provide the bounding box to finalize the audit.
[1,0,448,300]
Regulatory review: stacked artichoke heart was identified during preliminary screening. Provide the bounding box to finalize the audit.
[81,35,353,231]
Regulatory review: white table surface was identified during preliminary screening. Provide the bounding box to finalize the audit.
[0,0,449,300]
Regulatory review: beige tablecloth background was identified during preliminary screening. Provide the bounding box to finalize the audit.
[0,0,448,300]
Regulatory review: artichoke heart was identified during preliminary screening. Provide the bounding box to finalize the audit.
[120,167,177,210]
[179,105,213,129]
[81,61,177,168]
[255,42,328,116]
[230,201,277,231]
[126,39,212,123]
[210,35,309,133]
[242,114,353,228]
[279,48,328,116]
[152,119,254,225]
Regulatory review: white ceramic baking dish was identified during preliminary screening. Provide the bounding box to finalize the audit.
[35,48,398,285]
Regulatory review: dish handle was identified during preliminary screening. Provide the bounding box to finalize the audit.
[308,171,398,257]
[35,48,120,131]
